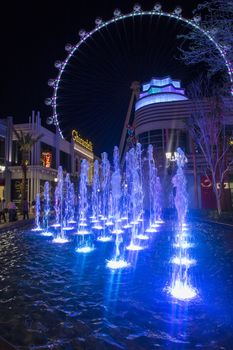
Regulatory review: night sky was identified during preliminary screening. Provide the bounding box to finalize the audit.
[0,0,202,155]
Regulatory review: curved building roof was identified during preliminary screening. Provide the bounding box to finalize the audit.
[135,76,188,111]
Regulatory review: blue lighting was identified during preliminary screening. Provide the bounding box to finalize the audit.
[135,76,188,111]
[135,92,188,110]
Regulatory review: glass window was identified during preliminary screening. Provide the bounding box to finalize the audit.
[41,142,56,168]
[60,151,71,172]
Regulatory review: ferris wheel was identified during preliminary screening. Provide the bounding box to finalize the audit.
[45,3,233,141]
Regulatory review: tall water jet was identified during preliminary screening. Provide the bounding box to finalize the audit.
[32,193,42,231]
[76,159,94,252]
[126,146,144,251]
[107,147,128,268]
[91,160,102,230]
[154,176,163,223]
[101,152,111,221]
[111,146,123,235]
[146,144,157,233]
[97,152,112,242]
[121,152,131,229]
[172,148,188,227]
[169,148,197,300]
[68,182,76,224]
[63,174,75,229]
[53,166,68,243]
[41,181,53,236]
[77,159,90,234]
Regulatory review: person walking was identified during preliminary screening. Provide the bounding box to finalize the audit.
[22,199,29,220]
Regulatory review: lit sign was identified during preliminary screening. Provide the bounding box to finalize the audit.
[72,130,93,152]
[42,152,52,168]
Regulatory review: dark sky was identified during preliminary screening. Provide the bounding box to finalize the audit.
[0,0,202,155]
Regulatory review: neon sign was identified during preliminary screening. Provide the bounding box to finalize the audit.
[72,130,93,152]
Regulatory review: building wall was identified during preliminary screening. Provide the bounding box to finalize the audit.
[134,95,233,210]
[0,111,95,207]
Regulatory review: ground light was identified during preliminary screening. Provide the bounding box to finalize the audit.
[97,236,112,242]
[145,227,157,233]
[136,234,149,240]
[76,246,95,253]
[41,231,53,237]
[112,229,124,234]
[63,226,75,231]
[106,259,130,269]
[75,230,91,235]
[126,243,144,251]
[171,256,196,267]
[169,279,197,301]
[31,227,43,232]
[52,237,69,244]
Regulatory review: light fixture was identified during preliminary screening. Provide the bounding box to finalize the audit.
[165,152,178,162]
[0,165,6,172]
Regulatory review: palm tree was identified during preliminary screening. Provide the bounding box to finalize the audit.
[13,128,43,206]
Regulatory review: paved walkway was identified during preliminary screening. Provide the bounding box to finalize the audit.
[0,215,34,232]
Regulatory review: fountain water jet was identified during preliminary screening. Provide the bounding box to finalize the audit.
[41,181,53,237]
[53,166,69,244]
[107,147,128,268]
[32,193,42,231]
[169,148,197,300]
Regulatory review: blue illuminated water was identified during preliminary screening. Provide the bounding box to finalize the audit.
[0,221,233,349]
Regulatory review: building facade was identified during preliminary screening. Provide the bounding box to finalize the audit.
[134,77,233,210]
[0,111,95,206]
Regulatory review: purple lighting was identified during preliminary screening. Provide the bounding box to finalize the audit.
[135,76,188,111]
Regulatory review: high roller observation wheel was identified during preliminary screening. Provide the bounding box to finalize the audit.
[45,3,233,138]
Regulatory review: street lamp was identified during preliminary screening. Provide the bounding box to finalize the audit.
[0,165,6,172]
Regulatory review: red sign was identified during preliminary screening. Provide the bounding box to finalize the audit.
[42,152,52,168]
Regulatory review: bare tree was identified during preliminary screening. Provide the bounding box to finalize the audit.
[187,77,233,215]
[178,0,233,82]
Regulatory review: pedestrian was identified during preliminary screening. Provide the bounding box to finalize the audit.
[0,198,6,223]
[22,199,29,220]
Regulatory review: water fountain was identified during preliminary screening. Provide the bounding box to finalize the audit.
[169,148,197,300]
[63,174,75,230]
[107,147,128,268]
[41,181,53,237]
[126,146,144,251]
[145,144,158,233]
[121,152,132,230]
[32,193,42,231]
[91,160,103,230]
[97,152,112,242]
[68,182,76,224]
[111,146,123,235]
[76,159,94,253]
[53,166,69,243]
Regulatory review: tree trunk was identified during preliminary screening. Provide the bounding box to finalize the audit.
[21,162,28,213]
[212,177,222,216]
[216,194,222,216]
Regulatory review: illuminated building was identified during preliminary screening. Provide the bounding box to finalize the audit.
[133,76,233,210]
[0,111,95,206]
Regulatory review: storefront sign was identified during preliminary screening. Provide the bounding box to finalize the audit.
[72,130,93,152]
